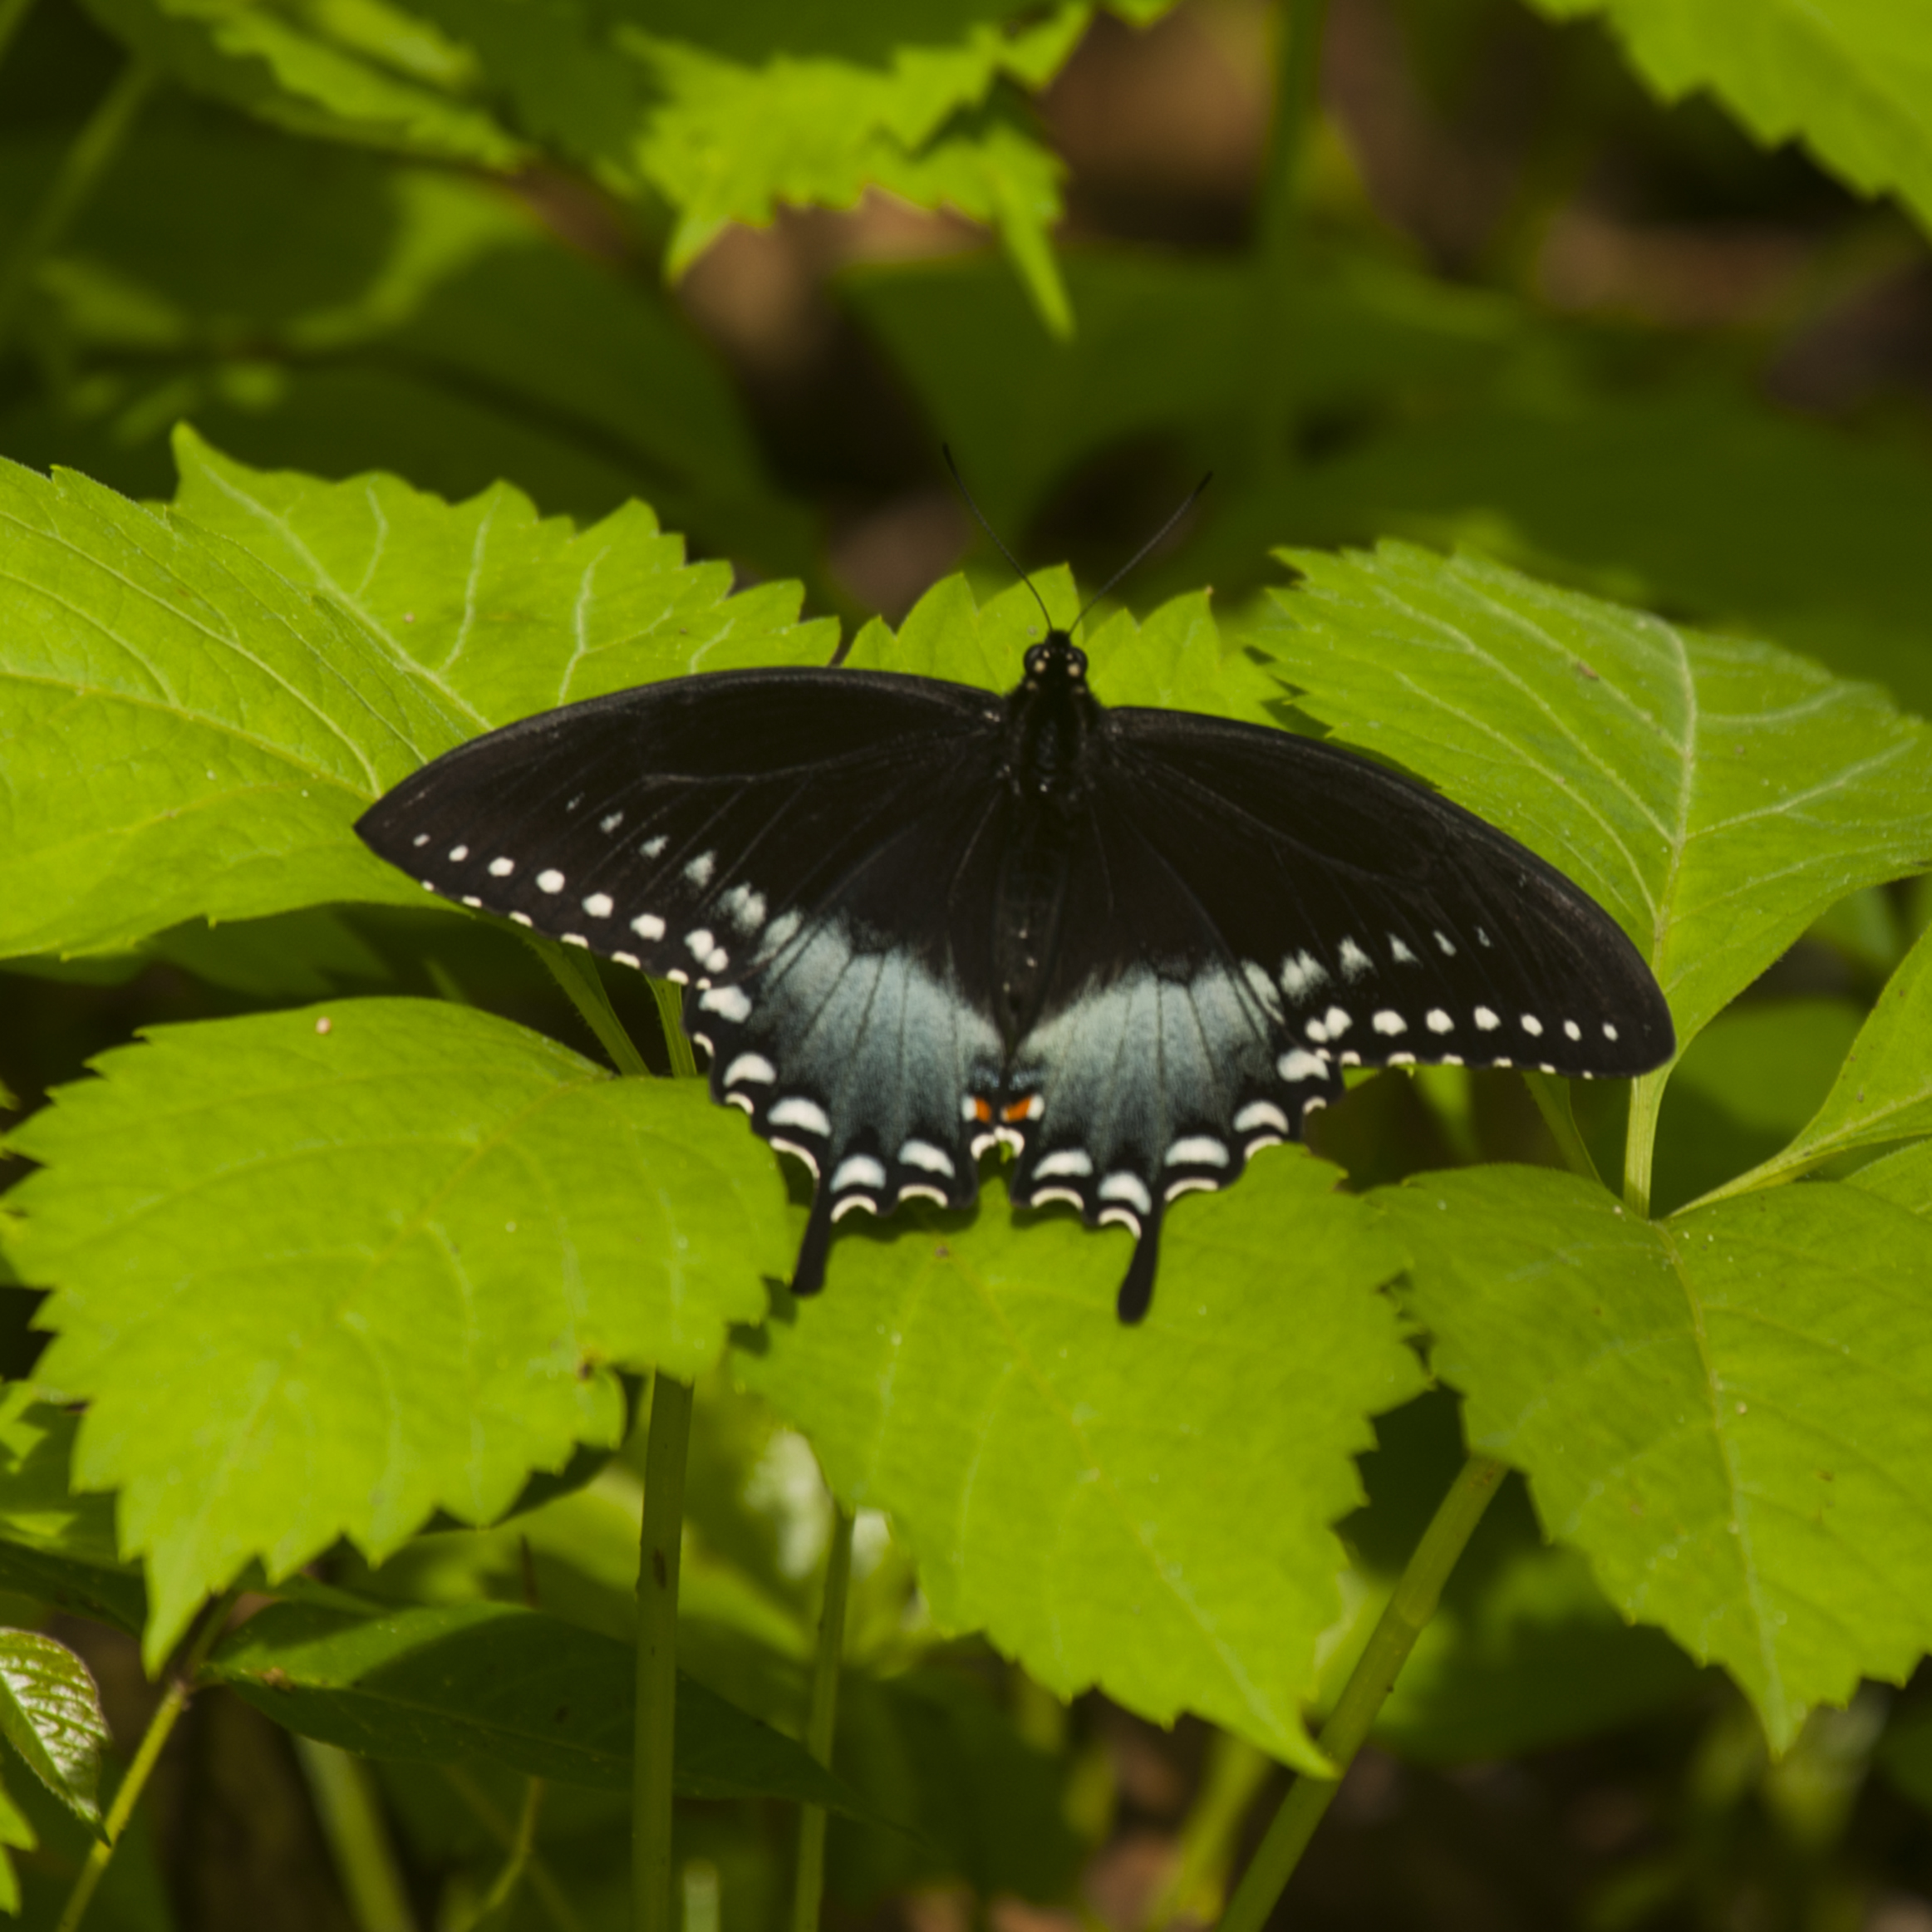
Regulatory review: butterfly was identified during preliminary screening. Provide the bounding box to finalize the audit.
[356,487,1673,1322]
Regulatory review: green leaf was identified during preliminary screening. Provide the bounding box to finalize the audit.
[1847,1140,1932,1220]
[1525,0,1932,241]
[0,1630,107,1836]
[206,1599,880,1816]
[735,1150,1420,1772]
[0,432,828,959]
[2,997,790,1663]
[1379,1167,1932,1748]
[78,0,526,165]
[1652,998,1864,1216]
[847,571,1278,722]
[1250,544,1932,1053]
[1709,922,1932,1200]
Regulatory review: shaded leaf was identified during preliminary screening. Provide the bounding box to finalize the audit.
[1526,0,1932,241]
[207,1600,882,1817]
[1716,922,1932,1197]
[79,0,524,165]
[0,1768,30,1915]
[1379,1167,1932,1748]
[2,998,789,1661]
[0,432,827,959]
[0,1630,107,1835]
[1251,544,1932,1053]
[735,1150,1420,1772]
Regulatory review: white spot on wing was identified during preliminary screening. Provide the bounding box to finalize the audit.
[631,913,666,941]
[642,835,667,858]
[509,912,533,927]
[489,857,514,877]
[1235,1100,1289,1134]
[1165,1136,1229,1168]
[899,1139,954,1177]
[412,833,430,848]
[725,1053,775,1085]
[1389,936,1416,964]
[1339,937,1373,980]
[1426,1009,1453,1033]
[769,1096,831,1137]
[1281,950,1327,1000]
[1604,1022,1620,1041]
[701,986,752,1022]
[1373,1010,1408,1035]
[537,868,566,893]
[612,951,641,968]
[583,892,613,918]
[448,844,469,862]
[685,852,715,887]
[686,928,715,957]
[601,811,624,833]
[1323,1005,1353,1036]
[1035,1148,1092,1179]
[562,933,588,948]
[1434,930,1456,956]
[1242,961,1284,1019]
[1564,1020,1582,1041]
[1099,1172,1153,1214]
[1278,1049,1326,1082]
[1474,1006,1500,1030]
[1521,1014,1545,1037]
[833,1154,887,1192]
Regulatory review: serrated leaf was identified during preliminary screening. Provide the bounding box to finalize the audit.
[0,433,828,959]
[1713,922,1932,1199]
[734,1150,1420,1772]
[2,998,789,1663]
[1379,1167,1932,1748]
[79,0,525,165]
[1249,544,1932,1054]
[1526,0,1932,242]
[207,1600,882,1816]
[847,573,1276,724]
[0,1631,107,1835]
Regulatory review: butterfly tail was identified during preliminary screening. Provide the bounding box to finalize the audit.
[1115,1212,1164,1325]
[790,1183,838,1300]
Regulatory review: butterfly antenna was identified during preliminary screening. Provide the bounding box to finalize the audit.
[1071,471,1213,636]
[941,445,1059,637]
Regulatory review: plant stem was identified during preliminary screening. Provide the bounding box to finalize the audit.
[474,1777,544,1923]
[635,1372,694,1932]
[55,1590,236,1932]
[650,979,699,1079]
[0,57,155,356]
[1148,1731,1271,1930]
[1523,1072,1601,1187]
[1217,1453,1507,1932]
[1622,1066,1668,1217]
[443,1768,584,1932]
[0,0,41,78]
[1249,0,1329,479]
[791,1503,856,1932]
[527,936,652,1079]
[295,1738,416,1932]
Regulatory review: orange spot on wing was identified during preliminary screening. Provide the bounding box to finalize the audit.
[1002,1099,1032,1123]
[972,1097,993,1123]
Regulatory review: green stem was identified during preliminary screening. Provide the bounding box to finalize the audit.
[635,1373,694,1932]
[443,1769,584,1932]
[1218,1454,1507,1932]
[1148,1732,1271,1930]
[295,1739,416,1932]
[0,0,42,77]
[1249,0,1329,479]
[1622,1066,1669,1217]
[55,1590,236,1932]
[791,1504,856,1932]
[526,936,651,1079]
[0,57,155,356]
[474,1778,543,1923]
[650,979,699,1079]
[1524,1072,1601,1187]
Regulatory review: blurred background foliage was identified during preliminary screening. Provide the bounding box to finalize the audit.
[3,0,1932,1925]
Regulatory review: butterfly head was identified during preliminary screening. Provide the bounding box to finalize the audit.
[1023,630,1089,691]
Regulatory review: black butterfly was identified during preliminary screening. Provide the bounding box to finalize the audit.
[356,533,1674,1322]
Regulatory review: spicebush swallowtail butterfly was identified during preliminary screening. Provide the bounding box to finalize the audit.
[357,526,1672,1322]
